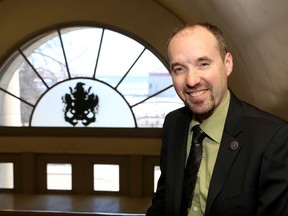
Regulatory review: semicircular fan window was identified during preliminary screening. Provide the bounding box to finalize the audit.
[0,26,183,128]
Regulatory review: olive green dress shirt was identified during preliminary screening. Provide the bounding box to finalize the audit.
[187,91,230,216]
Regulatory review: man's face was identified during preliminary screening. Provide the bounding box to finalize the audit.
[167,26,233,120]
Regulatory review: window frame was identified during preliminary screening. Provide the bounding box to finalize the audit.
[0,22,181,131]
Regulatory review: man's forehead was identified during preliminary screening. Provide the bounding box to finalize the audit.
[174,25,214,40]
[168,26,219,53]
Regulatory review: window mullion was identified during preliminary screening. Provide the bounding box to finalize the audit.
[115,47,146,89]
[18,49,49,89]
[58,29,71,79]
[93,29,105,79]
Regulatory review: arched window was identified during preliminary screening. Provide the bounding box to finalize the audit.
[0,25,183,128]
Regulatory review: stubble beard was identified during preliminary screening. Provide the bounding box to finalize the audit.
[185,94,216,120]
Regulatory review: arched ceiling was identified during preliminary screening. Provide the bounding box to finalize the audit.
[0,0,287,120]
[155,0,288,120]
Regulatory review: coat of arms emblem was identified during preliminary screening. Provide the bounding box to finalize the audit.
[62,82,99,126]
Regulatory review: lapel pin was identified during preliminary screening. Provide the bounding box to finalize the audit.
[230,141,239,151]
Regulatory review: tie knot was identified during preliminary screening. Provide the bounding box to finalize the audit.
[192,125,206,146]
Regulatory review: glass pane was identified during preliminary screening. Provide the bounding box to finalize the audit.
[31,79,135,127]
[22,31,68,86]
[47,163,72,190]
[96,29,144,87]
[154,166,160,193]
[132,88,183,128]
[0,163,14,189]
[117,49,170,105]
[0,90,33,126]
[0,52,23,90]
[0,54,46,105]
[94,164,119,191]
[60,27,103,78]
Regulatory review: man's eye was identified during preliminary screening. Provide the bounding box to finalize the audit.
[199,62,210,69]
[172,67,184,73]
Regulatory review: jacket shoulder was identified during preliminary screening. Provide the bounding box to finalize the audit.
[165,106,191,119]
[240,100,287,126]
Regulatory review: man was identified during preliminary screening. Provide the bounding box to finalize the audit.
[146,22,288,216]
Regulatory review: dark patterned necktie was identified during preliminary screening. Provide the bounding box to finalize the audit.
[181,125,207,215]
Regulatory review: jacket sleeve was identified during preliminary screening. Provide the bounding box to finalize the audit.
[257,124,288,216]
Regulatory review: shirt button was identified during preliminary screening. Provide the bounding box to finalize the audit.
[192,206,199,212]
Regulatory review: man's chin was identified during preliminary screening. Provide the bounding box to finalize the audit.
[187,103,214,118]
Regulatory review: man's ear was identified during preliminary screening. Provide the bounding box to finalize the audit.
[225,52,233,76]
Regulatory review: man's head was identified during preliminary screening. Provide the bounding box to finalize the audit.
[167,23,233,121]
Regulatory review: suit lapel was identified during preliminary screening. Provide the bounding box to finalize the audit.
[167,107,191,215]
[205,93,244,215]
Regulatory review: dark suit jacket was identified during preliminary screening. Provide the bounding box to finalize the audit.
[146,93,288,216]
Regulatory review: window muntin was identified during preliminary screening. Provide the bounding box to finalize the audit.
[0,25,183,128]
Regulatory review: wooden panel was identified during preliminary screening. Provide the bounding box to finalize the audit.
[0,194,151,215]
[0,211,145,216]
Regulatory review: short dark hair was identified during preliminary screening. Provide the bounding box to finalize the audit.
[167,22,228,60]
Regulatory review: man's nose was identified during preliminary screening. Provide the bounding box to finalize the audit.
[186,70,201,87]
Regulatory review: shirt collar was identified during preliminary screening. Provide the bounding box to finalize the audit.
[191,90,230,143]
